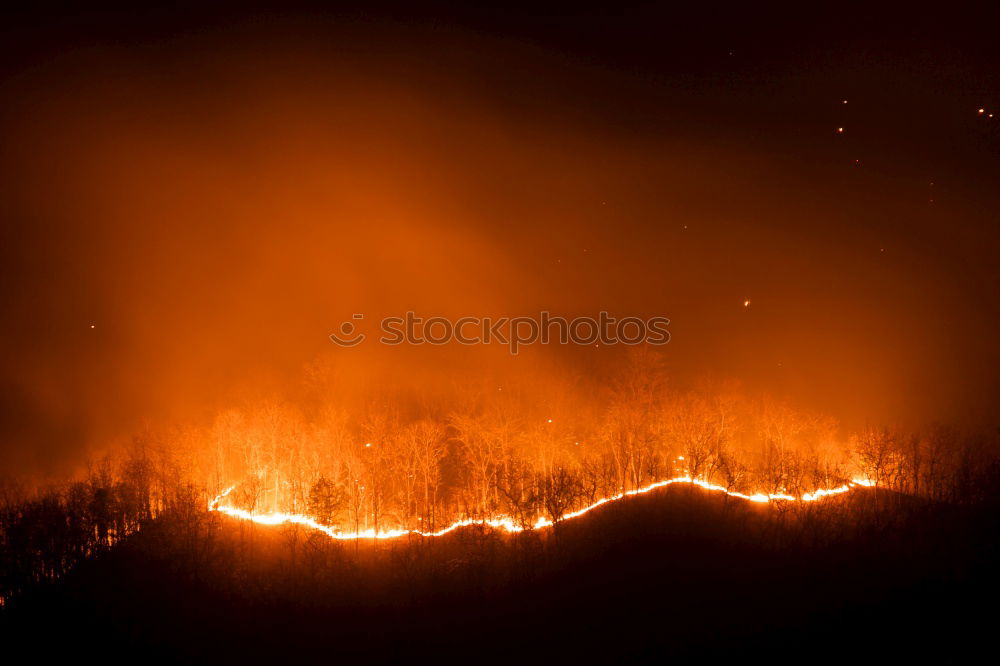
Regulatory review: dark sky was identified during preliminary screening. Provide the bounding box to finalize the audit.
[1,2,999,473]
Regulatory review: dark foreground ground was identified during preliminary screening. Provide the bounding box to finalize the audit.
[3,485,996,664]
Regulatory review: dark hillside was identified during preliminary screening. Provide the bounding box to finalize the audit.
[3,484,995,663]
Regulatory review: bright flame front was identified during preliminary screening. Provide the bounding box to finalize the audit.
[208,476,875,541]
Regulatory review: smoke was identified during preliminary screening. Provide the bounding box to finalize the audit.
[1,15,998,475]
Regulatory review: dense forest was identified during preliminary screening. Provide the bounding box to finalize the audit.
[2,352,997,610]
[2,464,996,661]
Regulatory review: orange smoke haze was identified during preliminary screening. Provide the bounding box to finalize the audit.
[1,17,998,475]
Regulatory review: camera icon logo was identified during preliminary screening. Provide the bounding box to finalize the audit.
[329,314,366,347]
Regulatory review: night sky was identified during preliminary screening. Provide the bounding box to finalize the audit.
[1,2,998,473]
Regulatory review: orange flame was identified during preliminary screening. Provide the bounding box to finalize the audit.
[208,476,874,540]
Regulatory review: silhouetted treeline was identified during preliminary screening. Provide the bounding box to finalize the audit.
[0,440,204,605]
[2,353,999,606]
[3,478,997,663]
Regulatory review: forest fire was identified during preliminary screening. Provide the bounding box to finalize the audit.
[208,476,875,540]
[1,3,998,663]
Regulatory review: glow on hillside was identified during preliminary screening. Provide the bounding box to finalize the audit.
[208,476,874,540]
